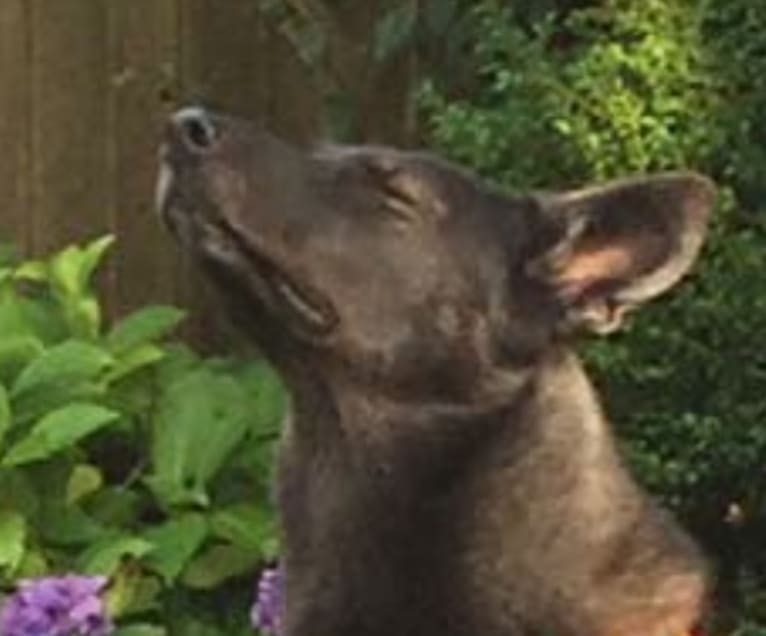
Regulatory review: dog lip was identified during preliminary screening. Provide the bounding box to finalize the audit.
[203,216,339,337]
[269,265,339,335]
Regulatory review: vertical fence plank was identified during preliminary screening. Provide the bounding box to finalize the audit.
[179,0,268,116]
[29,2,111,273]
[107,0,181,316]
[266,30,322,145]
[0,2,30,251]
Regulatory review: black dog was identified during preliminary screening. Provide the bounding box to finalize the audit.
[158,107,716,636]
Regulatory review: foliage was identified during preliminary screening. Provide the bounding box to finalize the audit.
[254,0,485,140]
[418,0,766,629]
[419,0,722,185]
[0,237,286,635]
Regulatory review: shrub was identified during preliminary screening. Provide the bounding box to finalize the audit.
[419,0,766,628]
[0,237,285,635]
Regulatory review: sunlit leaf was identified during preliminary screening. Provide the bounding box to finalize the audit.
[67,463,104,504]
[0,384,10,451]
[11,340,113,397]
[79,534,154,576]
[0,510,26,572]
[146,369,253,507]
[1,403,119,467]
[181,544,260,590]
[106,306,186,355]
[143,514,208,584]
[210,504,278,558]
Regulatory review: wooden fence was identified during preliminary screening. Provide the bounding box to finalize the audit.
[0,1,411,346]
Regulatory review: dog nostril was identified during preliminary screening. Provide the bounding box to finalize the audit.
[183,116,215,150]
[173,107,218,152]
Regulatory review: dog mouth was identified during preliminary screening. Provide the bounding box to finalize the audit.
[156,157,338,337]
[205,219,339,336]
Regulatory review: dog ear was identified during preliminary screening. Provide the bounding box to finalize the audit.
[526,172,715,334]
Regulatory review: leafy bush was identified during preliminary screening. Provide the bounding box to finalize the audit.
[419,0,766,628]
[0,237,285,635]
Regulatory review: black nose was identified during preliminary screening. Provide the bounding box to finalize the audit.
[171,107,219,152]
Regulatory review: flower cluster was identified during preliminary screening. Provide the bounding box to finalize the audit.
[1,567,288,635]
[0,574,112,636]
[250,566,284,635]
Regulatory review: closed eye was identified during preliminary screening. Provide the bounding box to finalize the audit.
[379,178,419,222]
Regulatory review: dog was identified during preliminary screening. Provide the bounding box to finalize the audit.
[158,106,716,636]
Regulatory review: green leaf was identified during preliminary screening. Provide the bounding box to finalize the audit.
[239,360,288,435]
[373,2,418,63]
[12,381,105,427]
[16,297,68,344]
[13,259,48,283]
[180,543,260,589]
[46,237,113,339]
[23,456,71,500]
[68,295,102,340]
[143,513,208,583]
[38,501,106,546]
[49,235,114,299]
[154,344,201,386]
[107,570,163,618]
[49,245,85,299]
[146,369,253,507]
[79,534,154,576]
[114,626,167,636]
[0,510,26,572]
[11,339,113,397]
[167,620,231,636]
[85,487,141,528]
[0,336,44,384]
[10,340,112,421]
[210,504,278,558]
[66,463,104,504]
[0,289,34,340]
[106,306,186,354]
[15,547,48,578]
[79,235,115,291]
[106,344,166,383]
[144,479,208,509]
[0,471,39,519]
[1,402,120,467]
[0,384,10,450]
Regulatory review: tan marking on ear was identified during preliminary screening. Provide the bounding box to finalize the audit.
[557,243,635,297]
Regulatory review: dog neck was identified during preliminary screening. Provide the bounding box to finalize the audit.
[278,347,707,636]
[281,345,618,498]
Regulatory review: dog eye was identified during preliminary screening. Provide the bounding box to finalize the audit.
[361,163,419,222]
[378,177,420,221]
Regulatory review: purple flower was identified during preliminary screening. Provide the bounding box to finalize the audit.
[251,566,284,635]
[0,574,113,636]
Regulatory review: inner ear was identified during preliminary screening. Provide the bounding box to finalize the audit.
[527,172,716,334]
[557,237,660,298]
